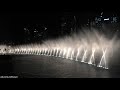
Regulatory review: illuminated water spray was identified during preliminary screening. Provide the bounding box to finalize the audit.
[97,48,108,69]
[70,49,74,60]
[81,49,87,63]
[55,48,59,57]
[66,47,71,59]
[75,48,80,61]
[59,49,62,57]
[88,48,96,65]
[50,49,52,56]
[1,27,118,70]
[63,48,67,58]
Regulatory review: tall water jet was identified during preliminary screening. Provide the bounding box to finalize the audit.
[88,48,96,65]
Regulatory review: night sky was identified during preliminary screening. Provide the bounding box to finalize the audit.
[0,11,87,41]
[0,9,120,43]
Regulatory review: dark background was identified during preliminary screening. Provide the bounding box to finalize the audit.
[0,8,120,43]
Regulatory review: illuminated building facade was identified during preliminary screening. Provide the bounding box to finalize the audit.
[95,12,119,27]
[89,12,120,28]
[86,12,120,38]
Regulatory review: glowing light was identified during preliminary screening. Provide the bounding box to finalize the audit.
[104,18,109,21]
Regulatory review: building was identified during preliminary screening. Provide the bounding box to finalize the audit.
[87,12,120,38]
[88,12,119,28]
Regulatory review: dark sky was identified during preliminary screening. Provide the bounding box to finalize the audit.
[0,10,120,42]
[0,11,92,41]
[0,11,61,42]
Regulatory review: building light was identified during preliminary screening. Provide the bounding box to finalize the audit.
[113,17,117,22]
[44,27,47,30]
[24,28,27,30]
[104,18,109,21]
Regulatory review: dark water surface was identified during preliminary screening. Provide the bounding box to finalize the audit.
[0,55,120,78]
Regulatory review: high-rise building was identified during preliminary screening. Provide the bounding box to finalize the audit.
[89,12,119,28]
[87,12,120,38]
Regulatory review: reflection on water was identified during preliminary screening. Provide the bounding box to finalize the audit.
[0,55,120,78]
[12,55,111,78]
